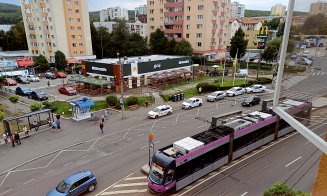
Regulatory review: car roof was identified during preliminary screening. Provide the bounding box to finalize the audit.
[213,91,224,93]
[156,105,170,109]
[64,170,92,184]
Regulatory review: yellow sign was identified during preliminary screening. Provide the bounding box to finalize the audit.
[301,34,306,41]
[152,162,164,171]
[258,26,269,36]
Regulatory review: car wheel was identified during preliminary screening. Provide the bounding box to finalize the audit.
[199,103,202,106]
[88,184,95,192]
[233,94,235,97]
[155,115,159,119]
[168,111,171,115]
[250,91,253,94]
[249,103,252,107]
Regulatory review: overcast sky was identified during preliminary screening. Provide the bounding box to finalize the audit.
[1,0,324,12]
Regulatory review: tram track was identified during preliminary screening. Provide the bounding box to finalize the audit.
[179,119,326,196]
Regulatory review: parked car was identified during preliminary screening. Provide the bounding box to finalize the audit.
[54,72,67,78]
[2,78,17,86]
[245,84,266,93]
[235,69,248,77]
[30,90,48,101]
[46,170,97,196]
[15,86,32,96]
[58,86,77,95]
[300,45,306,49]
[45,72,57,79]
[306,55,313,60]
[13,76,30,84]
[148,105,173,119]
[298,58,312,66]
[302,51,310,57]
[318,42,324,47]
[242,96,261,107]
[291,53,298,59]
[182,98,203,109]
[207,91,226,102]
[27,75,40,82]
[226,87,245,97]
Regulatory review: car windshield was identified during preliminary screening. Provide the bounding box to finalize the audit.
[245,97,254,102]
[152,108,160,113]
[36,91,45,95]
[229,87,237,92]
[56,180,70,193]
[21,87,29,90]
[65,87,74,91]
[149,169,164,185]
[210,93,218,96]
[186,99,194,104]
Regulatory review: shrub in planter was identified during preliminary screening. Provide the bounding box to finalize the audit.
[126,96,138,106]
[115,102,122,110]
[106,95,118,106]
[255,77,272,84]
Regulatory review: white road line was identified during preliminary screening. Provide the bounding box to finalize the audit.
[113,182,148,188]
[45,170,55,174]
[285,156,302,168]
[171,123,178,126]
[317,72,320,76]
[81,154,89,159]
[312,72,316,76]
[139,141,161,150]
[241,192,248,196]
[23,179,35,184]
[196,108,200,116]
[176,114,180,122]
[0,172,10,187]
[182,120,188,123]
[64,162,73,166]
[0,189,12,196]
[150,121,157,131]
[216,103,219,111]
[137,134,145,137]
[196,124,208,129]
[125,176,147,181]
[101,189,148,195]
[123,130,130,138]
[95,173,134,196]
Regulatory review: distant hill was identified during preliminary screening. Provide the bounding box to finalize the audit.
[0,3,22,24]
[245,9,309,18]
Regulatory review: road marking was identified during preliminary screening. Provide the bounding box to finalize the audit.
[216,103,219,111]
[137,134,145,137]
[196,124,208,129]
[81,155,89,159]
[64,162,73,166]
[139,141,160,150]
[317,72,320,76]
[0,189,12,195]
[123,130,130,138]
[113,182,148,187]
[182,120,188,123]
[171,123,178,126]
[45,170,55,174]
[101,189,148,195]
[285,156,302,168]
[150,121,157,131]
[176,114,180,122]
[197,108,200,116]
[23,179,35,184]
[95,173,134,196]
[241,192,248,196]
[125,176,147,181]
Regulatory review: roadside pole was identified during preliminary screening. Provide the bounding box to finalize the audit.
[149,132,154,166]
[118,53,125,120]
[245,50,250,87]
[221,58,226,87]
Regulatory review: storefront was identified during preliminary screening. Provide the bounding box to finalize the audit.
[82,55,192,91]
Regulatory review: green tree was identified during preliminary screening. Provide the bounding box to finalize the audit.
[55,50,67,70]
[34,55,50,71]
[0,111,6,121]
[262,45,278,62]
[111,19,130,56]
[264,182,309,196]
[127,33,149,56]
[302,14,327,35]
[287,39,296,53]
[267,18,280,30]
[90,23,101,58]
[173,39,193,56]
[149,28,169,54]
[30,102,43,112]
[230,28,248,59]
[9,95,19,113]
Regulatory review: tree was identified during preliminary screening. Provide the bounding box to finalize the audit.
[230,28,248,59]
[127,33,149,56]
[111,19,130,56]
[149,28,169,54]
[55,51,66,70]
[264,182,309,196]
[173,39,193,56]
[301,14,327,35]
[0,111,6,121]
[34,55,50,71]
[287,39,296,53]
[262,45,278,62]
[9,95,19,113]
[30,102,43,112]
[267,18,280,30]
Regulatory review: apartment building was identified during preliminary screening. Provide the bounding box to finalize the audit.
[20,0,93,61]
[147,0,231,61]
[230,1,245,18]
[240,19,262,49]
[310,2,327,16]
[94,21,147,37]
[270,4,286,16]
[100,6,129,22]
[227,18,242,46]
[135,5,147,16]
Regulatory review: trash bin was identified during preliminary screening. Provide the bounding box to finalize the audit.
[172,95,177,102]
[176,94,181,101]
[181,93,184,100]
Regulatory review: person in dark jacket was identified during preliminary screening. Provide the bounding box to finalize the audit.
[10,134,15,147]
[14,132,21,145]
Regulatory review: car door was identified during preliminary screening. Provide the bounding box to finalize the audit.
[196,99,200,106]
[158,109,164,117]
[68,177,90,195]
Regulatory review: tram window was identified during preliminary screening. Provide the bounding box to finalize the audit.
[212,143,228,161]
[176,162,190,181]
[191,156,203,173]
[165,170,174,185]
[203,152,213,167]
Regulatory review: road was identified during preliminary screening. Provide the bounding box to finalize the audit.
[0,56,326,195]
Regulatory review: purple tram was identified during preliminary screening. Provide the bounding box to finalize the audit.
[148,99,312,193]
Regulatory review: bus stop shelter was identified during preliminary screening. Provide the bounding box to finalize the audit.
[3,109,54,136]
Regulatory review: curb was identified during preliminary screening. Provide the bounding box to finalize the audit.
[0,141,84,177]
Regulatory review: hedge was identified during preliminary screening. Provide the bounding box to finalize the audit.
[106,95,118,106]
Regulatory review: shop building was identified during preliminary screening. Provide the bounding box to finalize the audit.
[82,55,192,91]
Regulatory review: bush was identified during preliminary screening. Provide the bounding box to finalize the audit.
[126,96,138,106]
[161,94,173,102]
[0,111,6,120]
[115,102,122,110]
[30,102,43,112]
[255,77,272,84]
[106,95,118,106]
[196,82,219,92]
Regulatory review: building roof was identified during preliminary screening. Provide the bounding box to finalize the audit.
[229,18,241,23]
[88,55,188,64]
[240,18,262,24]
[0,51,30,57]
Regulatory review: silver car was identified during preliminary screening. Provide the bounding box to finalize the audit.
[27,75,40,82]
[207,91,226,102]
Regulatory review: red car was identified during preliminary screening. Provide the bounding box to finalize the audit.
[53,72,67,78]
[58,86,77,95]
[2,78,17,86]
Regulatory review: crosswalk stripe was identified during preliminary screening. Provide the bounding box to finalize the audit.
[101,189,148,195]
[113,182,148,188]
[125,176,148,181]
[317,72,320,76]
[313,72,316,76]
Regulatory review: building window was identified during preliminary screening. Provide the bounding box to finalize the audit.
[80,51,84,54]
[77,26,81,30]
[74,0,78,5]
[68,9,72,14]
[67,0,71,5]
[197,24,203,29]
[150,18,154,21]
[69,18,74,22]
[150,9,154,14]
[197,15,203,20]
[187,16,190,20]
[197,42,202,47]
[79,43,83,47]
[71,35,76,39]
[150,26,154,30]
[186,34,189,38]
[187,6,191,11]
[160,9,163,13]
[196,33,202,38]
[149,1,154,6]
[198,5,204,10]
[77,18,81,22]
[51,35,54,39]
[75,9,79,14]
[73,51,77,55]
[78,35,82,39]
[72,43,77,47]
[70,26,74,30]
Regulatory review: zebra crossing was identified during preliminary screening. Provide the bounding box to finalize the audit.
[310,69,327,76]
[282,75,308,89]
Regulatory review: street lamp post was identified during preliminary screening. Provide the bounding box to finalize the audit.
[100,36,106,59]
[117,53,126,120]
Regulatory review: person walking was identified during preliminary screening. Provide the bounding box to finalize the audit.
[56,120,61,131]
[101,115,105,123]
[47,81,50,89]
[56,113,60,121]
[51,121,57,132]
[9,134,15,147]
[23,125,29,137]
[3,133,8,144]
[104,110,109,120]
[14,132,21,145]
[99,121,104,134]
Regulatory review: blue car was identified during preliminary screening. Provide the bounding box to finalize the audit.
[47,170,97,196]
[15,86,32,96]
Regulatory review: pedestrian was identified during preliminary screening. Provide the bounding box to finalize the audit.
[101,115,105,123]
[198,87,202,95]
[3,133,8,144]
[56,113,60,121]
[99,121,104,134]
[51,121,57,131]
[56,120,61,131]
[104,110,109,120]
[47,81,50,89]
[9,134,15,147]
[23,125,29,136]
[14,132,21,145]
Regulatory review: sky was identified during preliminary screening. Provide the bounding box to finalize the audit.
[0,0,324,12]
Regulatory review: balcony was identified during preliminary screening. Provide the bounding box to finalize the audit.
[168,37,183,42]
[165,20,183,25]
[164,2,183,8]
[164,11,183,17]
[214,1,218,6]
[211,38,215,42]
[164,28,183,34]
[212,29,216,34]
[212,10,217,16]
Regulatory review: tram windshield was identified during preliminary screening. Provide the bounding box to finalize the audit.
[149,162,165,184]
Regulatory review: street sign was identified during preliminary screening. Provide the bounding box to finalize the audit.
[300,34,306,41]
[149,132,154,143]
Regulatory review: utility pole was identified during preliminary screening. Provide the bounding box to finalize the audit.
[101,35,106,59]
[117,53,125,119]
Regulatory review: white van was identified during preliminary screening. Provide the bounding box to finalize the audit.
[235,69,248,77]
